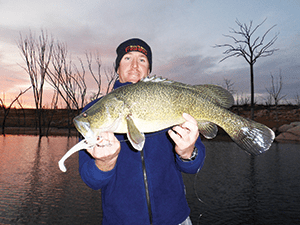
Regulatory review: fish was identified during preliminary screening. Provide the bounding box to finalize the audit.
[58,76,275,172]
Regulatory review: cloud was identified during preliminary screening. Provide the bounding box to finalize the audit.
[1,0,300,106]
[154,55,218,84]
[0,67,30,96]
[151,33,300,104]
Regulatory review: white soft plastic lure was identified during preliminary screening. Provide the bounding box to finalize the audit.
[58,137,102,172]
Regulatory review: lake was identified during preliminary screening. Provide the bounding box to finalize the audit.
[0,135,299,224]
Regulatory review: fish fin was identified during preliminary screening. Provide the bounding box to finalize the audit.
[197,121,218,139]
[142,75,172,83]
[141,76,234,109]
[230,120,275,155]
[193,84,234,108]
[126,114,145,151]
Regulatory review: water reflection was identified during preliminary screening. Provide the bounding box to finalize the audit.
[0,135,102,225]
[184,141,300,225]
[0,136,300,224]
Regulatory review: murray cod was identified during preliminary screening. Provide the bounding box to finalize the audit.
[58,76,275,172]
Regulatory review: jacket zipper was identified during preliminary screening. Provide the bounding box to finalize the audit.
[141,149,153,225]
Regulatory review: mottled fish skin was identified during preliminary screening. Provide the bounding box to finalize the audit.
[67,76,274,168]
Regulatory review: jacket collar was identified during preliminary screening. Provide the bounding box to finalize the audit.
[113,79,133,90]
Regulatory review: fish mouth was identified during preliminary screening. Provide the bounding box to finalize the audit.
[73,119,94,139]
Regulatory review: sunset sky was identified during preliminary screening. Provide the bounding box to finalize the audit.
[1,0,299,108]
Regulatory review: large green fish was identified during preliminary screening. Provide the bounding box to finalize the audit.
[58,76,274,172]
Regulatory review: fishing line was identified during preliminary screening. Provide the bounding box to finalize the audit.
[193,161,211,225]
[194,168,205,204]
[193,170,207,225]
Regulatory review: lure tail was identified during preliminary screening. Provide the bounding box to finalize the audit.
[58,139,92,172]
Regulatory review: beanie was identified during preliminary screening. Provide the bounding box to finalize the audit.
[115,38,152,73]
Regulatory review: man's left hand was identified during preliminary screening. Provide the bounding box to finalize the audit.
[168,113,199,159]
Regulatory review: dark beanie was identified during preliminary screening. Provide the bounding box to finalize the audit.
[115,38,152,73]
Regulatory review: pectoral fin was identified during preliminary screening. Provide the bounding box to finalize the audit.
[197,120,218,139]
[126,115,145,151]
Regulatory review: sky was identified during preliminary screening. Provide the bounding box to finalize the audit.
[1,0,299,108]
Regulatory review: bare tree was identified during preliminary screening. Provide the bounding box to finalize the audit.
[47,42,83,110]
[214,18,279,119]
[45,42,86,135]
[266,71,286,121]
[105,67,118,95]
[46,42,118,134]
[265,70,286,106]
[0,86,31,135]
[89,66,117,102]
[18,30,54,136]
[294,93,300,106]
[222,78,235,95]
[44,89,60,137]
[47,43,108,110]
[16,98,26,127]
[86,52,102,99]
[18,30,118,136]
[236,92,251,106]
[80,52,117,100]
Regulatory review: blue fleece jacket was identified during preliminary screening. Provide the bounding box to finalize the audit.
[79,80,206,225]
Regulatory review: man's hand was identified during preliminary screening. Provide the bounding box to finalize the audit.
[86,132,121,171]
[168,113,199,159]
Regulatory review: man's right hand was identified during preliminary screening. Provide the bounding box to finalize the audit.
[86,132,121,172]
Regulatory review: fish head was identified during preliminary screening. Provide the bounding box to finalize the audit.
[73,95,125,140]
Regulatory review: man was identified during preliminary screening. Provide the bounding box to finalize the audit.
[79,38,206,225]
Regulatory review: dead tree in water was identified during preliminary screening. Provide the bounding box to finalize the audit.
[18,30,117,136]
[18,30,54,136]
[215,18,279,120]
[46,43,117,135]
[0,87,31,135]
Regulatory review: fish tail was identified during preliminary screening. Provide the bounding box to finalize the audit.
[227,118,275,155]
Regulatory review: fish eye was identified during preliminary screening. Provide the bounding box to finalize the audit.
[83,112,87,118]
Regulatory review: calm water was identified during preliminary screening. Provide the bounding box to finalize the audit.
[0,135,300,225]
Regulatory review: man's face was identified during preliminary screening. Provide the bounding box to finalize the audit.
[117,51,150,83]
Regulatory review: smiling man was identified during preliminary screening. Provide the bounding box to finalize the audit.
[116,39,151,83]
[78,38,206,225]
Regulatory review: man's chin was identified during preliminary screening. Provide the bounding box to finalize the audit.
[127,76,141,83]
[128,79,140,84]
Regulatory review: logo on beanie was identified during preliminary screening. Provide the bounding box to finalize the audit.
[125,45,148,55]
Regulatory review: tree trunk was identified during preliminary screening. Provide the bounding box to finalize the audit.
[250,63,254,120]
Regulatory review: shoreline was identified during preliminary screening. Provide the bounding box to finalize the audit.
[0,127,78,137]
[1,105,300,143]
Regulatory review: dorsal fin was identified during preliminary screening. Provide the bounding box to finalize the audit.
[141,75,193,89]
[193,84,234,108]
[141,76,234,108]
[141,75,172,83]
